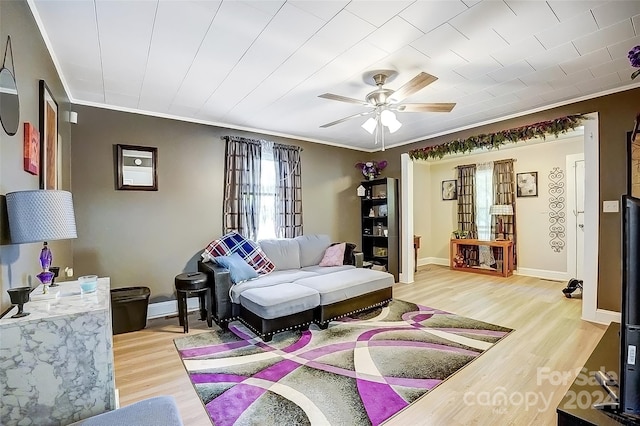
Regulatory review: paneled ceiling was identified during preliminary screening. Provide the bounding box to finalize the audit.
[30,0,640,151]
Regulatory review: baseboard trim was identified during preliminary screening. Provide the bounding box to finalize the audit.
[515,268,570,282]
[582,308,620,325]
[147,298,200,320]
[419,257,449,267]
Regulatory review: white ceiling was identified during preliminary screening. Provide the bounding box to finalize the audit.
[29,0,640,151]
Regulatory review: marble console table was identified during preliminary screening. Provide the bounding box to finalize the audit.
[0,277,116,425]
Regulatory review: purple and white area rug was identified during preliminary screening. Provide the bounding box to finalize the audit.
[174,299,512,426]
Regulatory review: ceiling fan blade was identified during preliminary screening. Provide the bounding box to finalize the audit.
[389,72,438,103]
[320,111,374,128]
[318,93,371,106]
[396,102,456,113]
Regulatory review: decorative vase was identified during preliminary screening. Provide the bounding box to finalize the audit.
[7,287,31,318]
[37,270,55,294]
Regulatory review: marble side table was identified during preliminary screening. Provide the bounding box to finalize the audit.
[0,277,116,426]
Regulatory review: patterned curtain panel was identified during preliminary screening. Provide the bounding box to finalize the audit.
[493,159,517,265]
[222,136,262,241]
[457,165,478,266]
[273,143,303,238]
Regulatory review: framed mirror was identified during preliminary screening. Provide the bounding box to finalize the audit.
[1,36,19,136]
[0,67,19,136]
[116,144,158,191]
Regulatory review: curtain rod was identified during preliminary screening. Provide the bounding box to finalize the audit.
[222,135,303,151]
[456,158,517,169]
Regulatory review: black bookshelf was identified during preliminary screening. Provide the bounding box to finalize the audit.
[360,177,398,281]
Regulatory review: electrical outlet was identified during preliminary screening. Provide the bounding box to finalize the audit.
[603,200,619,213]
[64,267,73,277]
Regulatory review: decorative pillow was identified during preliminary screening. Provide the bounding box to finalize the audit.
[214,253,258,284]
[202,231,275,275]
[319,242,346,267]
[331,242,357,265]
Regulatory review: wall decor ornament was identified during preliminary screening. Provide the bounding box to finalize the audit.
[548,167,566,253]
[441,180,457,200]
[516,172,538,197]
[39,80,58,190]
[355,160,387,180]
[408,114,586,160]
[0,35,20,136]
[115,144,158,191]
[23,123,39,175]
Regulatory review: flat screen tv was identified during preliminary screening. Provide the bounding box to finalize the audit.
[620,194,640,417]
[595,195,640,421]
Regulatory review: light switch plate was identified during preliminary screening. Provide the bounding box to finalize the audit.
[603,200,619,213]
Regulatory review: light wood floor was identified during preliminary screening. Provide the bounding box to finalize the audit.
[113,265,607,426]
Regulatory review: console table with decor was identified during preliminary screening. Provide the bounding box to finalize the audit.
[0,277,116,425]
[450,238,514,277]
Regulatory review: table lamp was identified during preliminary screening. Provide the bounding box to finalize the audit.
[6,190,77,294]
[489,204,514,240]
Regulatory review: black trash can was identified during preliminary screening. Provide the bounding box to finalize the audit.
[111,287,151,335]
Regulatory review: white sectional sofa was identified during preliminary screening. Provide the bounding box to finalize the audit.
[198,234,394,341]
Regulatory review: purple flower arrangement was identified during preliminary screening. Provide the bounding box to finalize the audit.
[630,45,640,80]
[355,160,387,180]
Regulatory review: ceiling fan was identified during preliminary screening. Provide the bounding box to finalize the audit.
[318,70,456,150]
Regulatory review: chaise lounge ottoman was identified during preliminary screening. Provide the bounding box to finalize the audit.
[294,268,394,327]
[239,283,320,341]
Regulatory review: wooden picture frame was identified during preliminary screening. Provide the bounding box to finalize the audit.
[23,122,39,175]
[39,80,58,189]
[115,144,158,191]
[442,180,457,200]
[517,172,538,197]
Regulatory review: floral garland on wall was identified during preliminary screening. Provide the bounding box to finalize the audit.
[408,114,587,161]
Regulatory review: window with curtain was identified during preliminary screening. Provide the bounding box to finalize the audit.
[493,159,517,265]
[222,136,302,241]
[256,145,277,241]
[475,162,495,267]
[475,162,494,240]
[457,159,516,268]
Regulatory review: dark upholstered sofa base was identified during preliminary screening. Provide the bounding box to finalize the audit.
[314,287,393,327]
[239,306,313,342]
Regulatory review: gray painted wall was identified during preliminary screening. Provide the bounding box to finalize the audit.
[71,105,364,301]
[0,1,73,312]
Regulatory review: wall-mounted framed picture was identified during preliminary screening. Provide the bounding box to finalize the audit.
[442,180,457,200]
[23,122,39,175]
[517,172,538,197]
[39,80,58,189]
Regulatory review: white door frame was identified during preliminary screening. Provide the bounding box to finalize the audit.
[581,113,620,324]
[400,153,414,283]
[399,112,617,324]
[566,153,584,281]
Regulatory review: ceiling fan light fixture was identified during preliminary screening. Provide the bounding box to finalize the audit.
[380,109,395,126]
[387,119,402,134]
[380,110,401,133]
[361,117,377,134]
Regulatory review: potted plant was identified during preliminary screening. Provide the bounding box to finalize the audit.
[451,229,469,239]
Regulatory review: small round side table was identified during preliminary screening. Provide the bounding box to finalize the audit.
[174,272,211,333]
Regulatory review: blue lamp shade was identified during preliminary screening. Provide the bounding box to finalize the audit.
[5,190,77,244]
